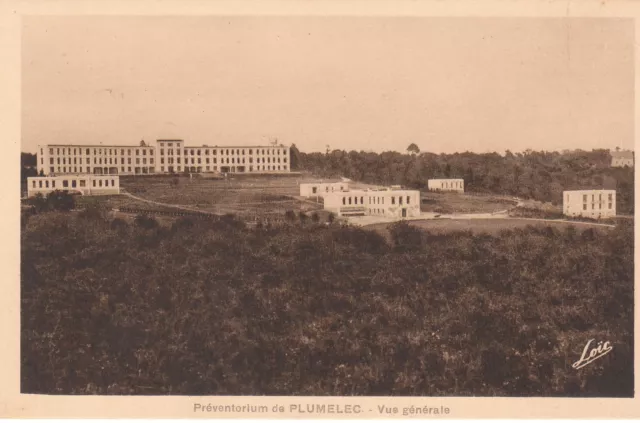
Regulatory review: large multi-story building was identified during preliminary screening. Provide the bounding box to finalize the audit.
[324,187,421,218]
[36,140,291,176]
[27,175,120,197]
[563,189,616,219]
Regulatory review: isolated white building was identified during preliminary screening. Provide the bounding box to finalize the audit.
[36,140,291,176]
[324,187,420,218]
[428,179,464,192]
[563,190,616,219]
[610,150,634,168]
[27,175,120,197]
[299,182,349,197]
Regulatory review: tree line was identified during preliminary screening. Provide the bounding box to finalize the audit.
[290,146,634,214]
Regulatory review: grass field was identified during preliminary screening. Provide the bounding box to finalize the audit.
[118,175,330,218]
[421,192,517,214]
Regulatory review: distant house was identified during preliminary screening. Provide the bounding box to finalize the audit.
[427,179,464,192]
[299,182,349,197]
[610,150,634,167]
[27,175,120,197]
[323,186,420,218]
[563,189,616,219]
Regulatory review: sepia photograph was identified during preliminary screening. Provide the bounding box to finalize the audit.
[8,4,638,418]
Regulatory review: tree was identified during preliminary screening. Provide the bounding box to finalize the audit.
[46,190,75,212]
[289,144,303,170]
[407,143,420,155]
[284,210,296,222]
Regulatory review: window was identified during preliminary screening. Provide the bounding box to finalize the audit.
[342,197,346,205]
[32,181,35,188]
[583,195,587,202]
[360,196,364,204]
[609,203,612,209]
[111,179,115,187]
[608,193,613,201]
[136,150,140,156]
[92,180,96,187]
[63,180,69,188]
[399,196,403,205]
[99,180,103,187]
[392,197,396,205]
[38,181,42,188]
[80,180,86,187]
[407,196,410,204]
[72,180,76,188]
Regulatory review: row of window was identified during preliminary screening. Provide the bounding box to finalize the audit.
[50,157,155,165]
[159,157,288,165]
[582,203,613,210]
[46,163,289,174]
[575,193,614,202]
[46,148,154,156]
[31,178,117,189]
[160,148,288,156]
[157,165,287,172]
[438,181,463,189]
[341,196,414,206]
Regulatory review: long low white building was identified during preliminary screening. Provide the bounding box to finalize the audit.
[27,175,120,197]
[428,178,464,192]
[563,189,616,219]
[300,182,349,197]
[324,187,420,218]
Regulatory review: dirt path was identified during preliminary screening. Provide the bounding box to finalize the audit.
[120,191,224,215]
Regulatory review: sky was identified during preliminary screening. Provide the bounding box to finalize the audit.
[21,16,634,154]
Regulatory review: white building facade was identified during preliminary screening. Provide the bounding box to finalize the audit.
[563,189,616,219]
[27,175,120,197]
[36,140,291,176]
[427,179,464,192]
[324,188,421,218]
[610,150,634,168]
[299,182,349,197]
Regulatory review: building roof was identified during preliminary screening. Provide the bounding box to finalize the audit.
[611,150,634,159]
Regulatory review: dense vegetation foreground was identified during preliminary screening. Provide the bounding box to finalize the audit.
[21,212,633,396]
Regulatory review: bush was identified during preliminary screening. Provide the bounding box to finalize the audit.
[21,213,633,397]
[134,214,159,229]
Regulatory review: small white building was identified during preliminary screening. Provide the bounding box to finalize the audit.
[27,175,120,197]
[610,150,634,168]
[428,178,464,192]
[324,187,421,218]
[563,189,616,219]
[299,182,349,197]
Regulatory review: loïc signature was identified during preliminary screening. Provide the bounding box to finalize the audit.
[572,339,613,370]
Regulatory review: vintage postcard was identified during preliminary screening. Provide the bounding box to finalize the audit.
[1,0,639,419]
